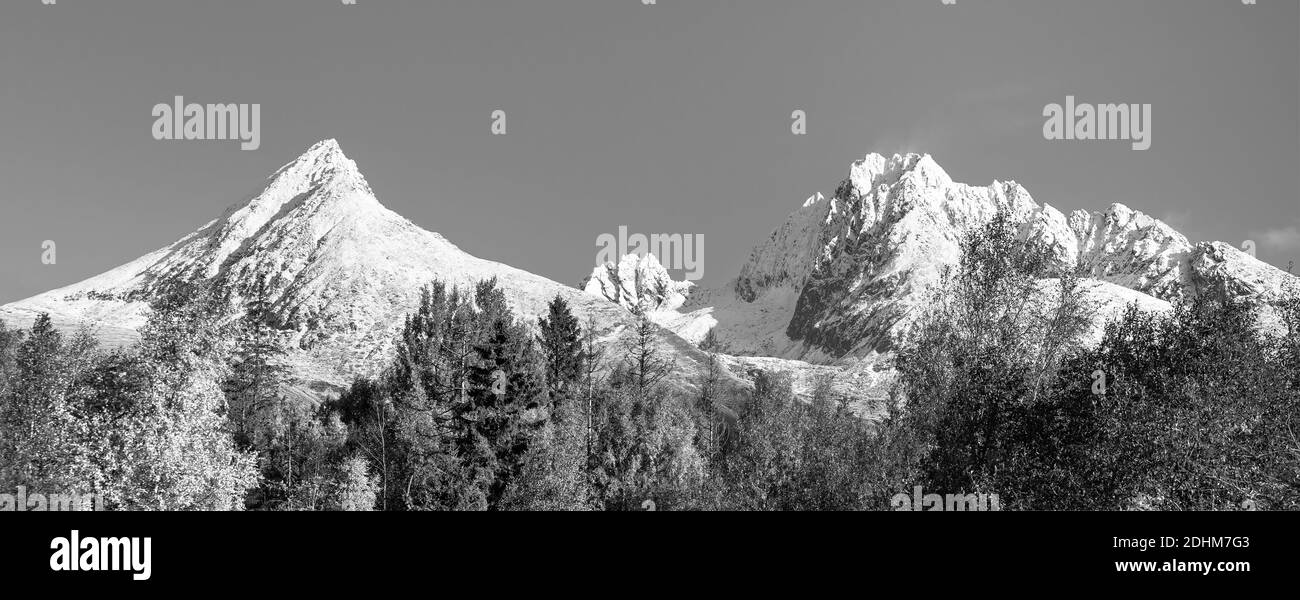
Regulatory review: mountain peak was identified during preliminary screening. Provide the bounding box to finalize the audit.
[214,140,380,242]
[583,253,694,313]
[841,152,950,201]
[311,137,342,152]
[267,139,366,189]
[1,138,745,404]
[299,138,345,164]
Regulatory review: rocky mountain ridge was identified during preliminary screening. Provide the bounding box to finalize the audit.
[0,140,744,404]
[586,153,1297,371]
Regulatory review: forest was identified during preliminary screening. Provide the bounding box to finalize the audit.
[2,216,1296,511]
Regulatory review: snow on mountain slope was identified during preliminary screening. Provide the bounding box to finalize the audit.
[1062,203,1194,297]
[581,253,694,314]
[0,140,745,403]
[672,153,1037,360]
[666,153,1296,364]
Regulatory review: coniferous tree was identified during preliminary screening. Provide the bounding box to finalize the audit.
[464,279,547,508]
[537,295,585,410]
[375,282,471,510]
[505,296,589,510]
[502,397,589,510]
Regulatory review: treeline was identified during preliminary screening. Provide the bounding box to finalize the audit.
[286,280,895,510]
[0,277,891,510]
[1,217,1296,510]
[889,213,1300,510]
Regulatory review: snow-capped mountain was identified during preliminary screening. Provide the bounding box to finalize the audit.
[8,143,1292,412]
[0,140,742,402]
[655,153,1297,364]
[582,253,695,314]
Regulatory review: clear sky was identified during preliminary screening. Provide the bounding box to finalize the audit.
[1,0,1296,303]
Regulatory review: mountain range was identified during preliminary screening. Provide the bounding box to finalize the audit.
[586,152,1298,406]
[4,141,1295,414]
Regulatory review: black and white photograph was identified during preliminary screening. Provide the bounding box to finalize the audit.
[0,0,1295,590]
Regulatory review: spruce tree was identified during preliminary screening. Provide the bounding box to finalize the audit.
[537,294,585,411]
[465,280,545,508]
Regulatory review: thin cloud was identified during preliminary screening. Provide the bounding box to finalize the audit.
[866,82,1039,158]
[1252,224,1300,253]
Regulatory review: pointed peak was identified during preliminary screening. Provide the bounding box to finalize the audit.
[246,139,381,216]
[313,137,342,151]
[267,138,363,186]
[301,138,345,163]
[213,139,383,242]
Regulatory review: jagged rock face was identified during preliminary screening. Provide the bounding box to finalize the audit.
[1185,241,1296,301]
[672,153,1297,364]
[1030,207,1298,305]
[0,140,743,401]
[680,153,1043,360]
[1021,202,1195,299]
[780,154,1040,357]
[582,253,694,314]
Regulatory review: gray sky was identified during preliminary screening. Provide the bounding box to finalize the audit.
[1,0,1296,303]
